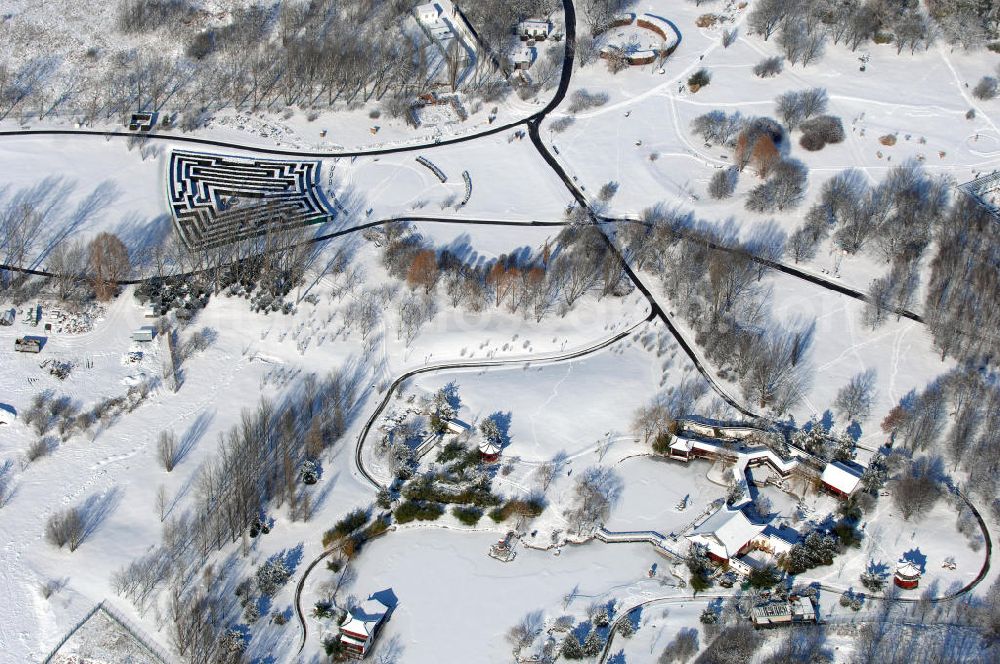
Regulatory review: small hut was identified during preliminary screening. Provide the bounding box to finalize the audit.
[894,561,921,589]
[14,337,42,353]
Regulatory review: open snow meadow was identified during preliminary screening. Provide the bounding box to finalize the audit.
[1,0,1000,663]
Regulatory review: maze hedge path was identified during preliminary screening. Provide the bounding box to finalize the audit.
[168,150,334,250]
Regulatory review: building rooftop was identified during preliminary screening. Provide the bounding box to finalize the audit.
[687,506,766,559]
[340,597,389,638]
[821,460,863,494]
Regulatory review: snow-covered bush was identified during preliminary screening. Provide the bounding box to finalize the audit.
[972,76,998,100]
[840,588,864,610]
[688,68,711,91]
[753,56,784,78]
[256,557,291,597]
[45,507,83,550]
[567,89,610,114]
[799,115,845,151]
[550,116,576,133]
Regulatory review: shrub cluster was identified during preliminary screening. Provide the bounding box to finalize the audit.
[489,497,545,522]
[321,509,369,548]
[452,505,483,526]
[394,500,445,524]
[799,115,845,151]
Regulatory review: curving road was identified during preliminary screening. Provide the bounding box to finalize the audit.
[353,311,654,489]
[0,4,578,161]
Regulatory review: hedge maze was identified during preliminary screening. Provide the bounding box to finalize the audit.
[168,150,334,250]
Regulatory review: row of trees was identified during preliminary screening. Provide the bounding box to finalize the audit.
[881,367,1000,511]
[780,161,950,332]
[2,0,554,127]
[378,218,631,329]
[110,366,361,663]
[748,0,980,67]
[923,193,1000,364]
[616,206,813,414]
[0,178,131,300]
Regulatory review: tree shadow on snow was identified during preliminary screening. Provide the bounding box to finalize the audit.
[901,548,927,573]
[78,487,123,545]
[176,409,214,466]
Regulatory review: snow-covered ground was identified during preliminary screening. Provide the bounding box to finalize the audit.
[1,0,999,662]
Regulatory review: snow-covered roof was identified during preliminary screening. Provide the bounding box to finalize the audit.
[416,2,440,16]
[896,561,921,577]
[445,418,470,433]
[519,19,550,34]
[687,506,766,560]
[479,439,501,455]
[762,525,799,547]
[669,435,693,452]
[340,598,388,639]
[821,461,863,494]
[512,46,534,63]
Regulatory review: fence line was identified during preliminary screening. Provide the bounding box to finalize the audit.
[41,602,104,664]
[40,600,172,664]
[415,156,448,182]
[99,601,173,664]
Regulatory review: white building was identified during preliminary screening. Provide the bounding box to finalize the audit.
[416,2,441,24]
[751,596,815,627]
[519,19,550,40]
[686,505,765,563]
[444,418,471,436]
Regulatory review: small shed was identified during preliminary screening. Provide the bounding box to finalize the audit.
[132,327,156,342]
[14,337,43,353]
[445,418,471,436]
[894,561,921,589]
[339,596,390,659]
[751,596,816,628]
[415,2,441,24]
[511,46,535,70]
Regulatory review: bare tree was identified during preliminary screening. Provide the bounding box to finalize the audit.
[891,456,943,520]
[158,430,179,471]
[564,466,623,534]
[46,507,84,550]
[834,369,877,422]
[87,232,131,300]
[155,484,169,522]
[506,610,543,658]
[658,627,699,663]
[46,239,89,301]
